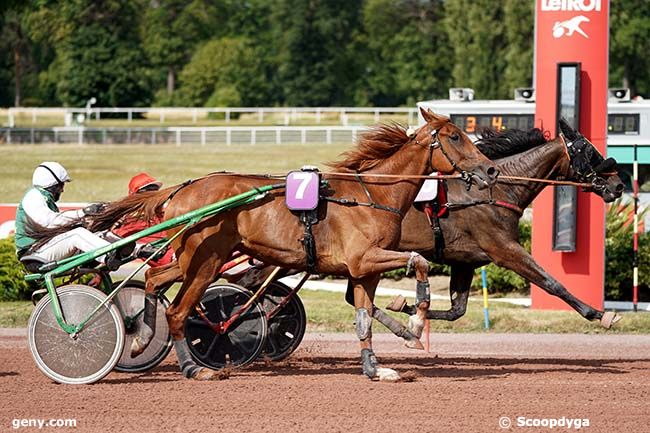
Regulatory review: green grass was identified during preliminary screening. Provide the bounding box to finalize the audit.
[0,301,33,327]
[4,288,649,333]
[0,143,350,202]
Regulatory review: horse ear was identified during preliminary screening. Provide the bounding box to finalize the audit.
[558,117,578,140]
[419,107,445,124]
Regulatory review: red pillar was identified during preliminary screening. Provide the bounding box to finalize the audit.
[531,0,610,310]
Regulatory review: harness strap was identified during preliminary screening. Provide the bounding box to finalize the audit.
[344,172,403,216]
[423,203,445,262]
[322,196,403,216]
[160,179,194,213]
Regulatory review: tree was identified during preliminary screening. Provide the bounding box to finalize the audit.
[141,0,223,104]
[445,0,507,99]
[30,0,152,107]
[271,0,363,106]
[610,0,650,97]
[176,37,270,107]
[503,0,534,93]
[357,0,451,106]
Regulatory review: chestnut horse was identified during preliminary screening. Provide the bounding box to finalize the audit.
[88,109,497,381]
[384,118,624,336]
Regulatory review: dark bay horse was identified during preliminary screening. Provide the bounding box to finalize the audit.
[88,109,497,381]
[383,118,624,339]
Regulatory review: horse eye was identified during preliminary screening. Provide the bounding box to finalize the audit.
[449,133,459,142]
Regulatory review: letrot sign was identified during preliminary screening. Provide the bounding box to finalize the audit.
[531,0,609,310]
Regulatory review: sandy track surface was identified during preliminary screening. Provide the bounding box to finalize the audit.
[2,330,649,433]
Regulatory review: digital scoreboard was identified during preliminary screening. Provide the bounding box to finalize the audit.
[607,113,639,135]
[449,114,534,133]
[449,113,640,135]
[417,99,650,152]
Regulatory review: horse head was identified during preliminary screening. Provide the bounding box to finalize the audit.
[558,118,624,202]
[416,108,498,189]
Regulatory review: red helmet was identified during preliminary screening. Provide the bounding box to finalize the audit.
[128,172,162,195]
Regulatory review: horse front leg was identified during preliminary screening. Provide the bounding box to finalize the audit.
[345,279,424,350]
[484,242,620,328]
[350,247,433,374]
[350,275,399,382]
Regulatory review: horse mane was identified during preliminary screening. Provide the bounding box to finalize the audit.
[327,120,447,172]
[475,127,548,160]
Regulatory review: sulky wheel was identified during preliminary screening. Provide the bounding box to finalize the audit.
[112,281,172,373]
[259,281,307,361]
[28,284,125,385]
[185,283,267,370]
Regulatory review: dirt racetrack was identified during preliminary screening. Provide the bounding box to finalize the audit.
[2,330,650,433]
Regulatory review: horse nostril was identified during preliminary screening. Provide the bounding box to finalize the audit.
[615,183,624,192]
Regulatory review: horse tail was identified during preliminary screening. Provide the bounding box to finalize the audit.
[87,187,174,232]
[25,217,84,251]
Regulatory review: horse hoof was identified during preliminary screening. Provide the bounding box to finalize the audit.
[407,314,425,338]
[130,338,145,358]
[376,367,401,382]
[386,295,407,312]
[191,368,217,381]
[600,311,622,329]
[404,338,424,350]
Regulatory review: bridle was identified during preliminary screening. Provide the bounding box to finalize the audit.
[413,126,482,191]
[563,133,617,194]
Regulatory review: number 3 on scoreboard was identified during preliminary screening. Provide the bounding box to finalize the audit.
[466,116,476,133]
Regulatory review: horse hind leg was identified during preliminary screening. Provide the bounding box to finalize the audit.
[131,262,182,357]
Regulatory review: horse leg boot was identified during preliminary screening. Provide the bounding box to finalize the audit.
[403,252,431,339]
[130,293,156,357]
[387,265,473,323]
[371,306,424,350]
[131,262,183,357]
[352,277,400,382]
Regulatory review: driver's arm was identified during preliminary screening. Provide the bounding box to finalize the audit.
[22,189,85,229]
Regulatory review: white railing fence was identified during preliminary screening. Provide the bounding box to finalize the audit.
[3,106,418,127]
[0,126,370,146]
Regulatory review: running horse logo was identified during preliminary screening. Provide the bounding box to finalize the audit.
[552,15,590,39]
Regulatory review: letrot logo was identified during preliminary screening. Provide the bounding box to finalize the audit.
[552,15,590,38]
[541,0,602,12]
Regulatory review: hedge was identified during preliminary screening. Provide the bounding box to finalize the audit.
[0,237,31,301]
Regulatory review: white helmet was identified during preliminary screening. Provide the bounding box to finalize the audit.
[32,162,71,188]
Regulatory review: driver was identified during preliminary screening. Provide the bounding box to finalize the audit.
[14,161,115,266]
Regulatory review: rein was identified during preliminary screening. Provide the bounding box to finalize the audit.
[444,198,524,217]
[497,175,591,188]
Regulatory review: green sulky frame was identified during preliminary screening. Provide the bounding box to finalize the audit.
[24,183,286,336]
